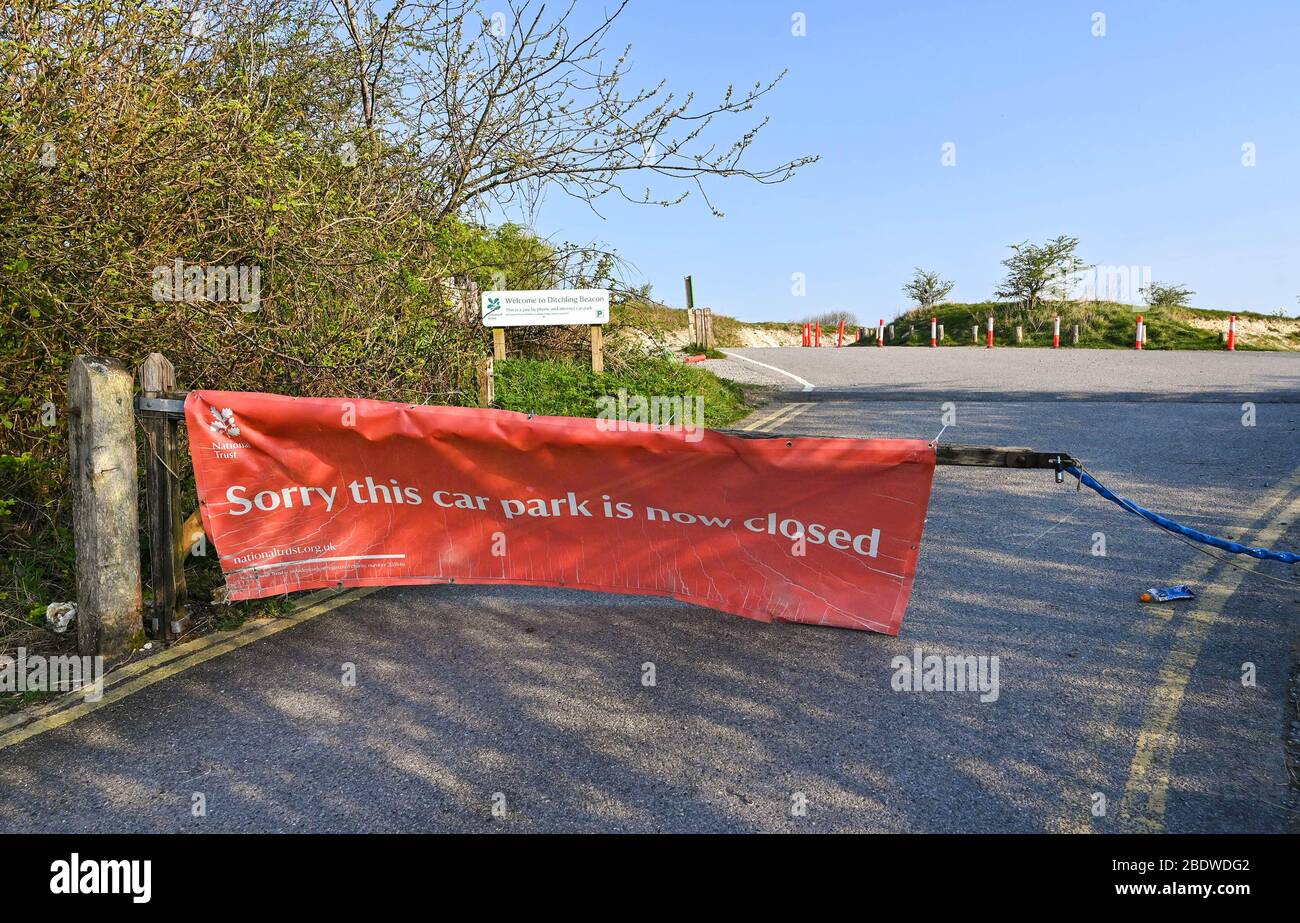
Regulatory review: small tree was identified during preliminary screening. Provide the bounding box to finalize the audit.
[1139,282,1194,309]
[328,0,819,222]
[902,268,955,315]
[995,236,1089,329]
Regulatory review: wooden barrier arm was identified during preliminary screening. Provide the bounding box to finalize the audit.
[933,444,1078,471]
[142,395,1077,474]
[723,429,1077,474]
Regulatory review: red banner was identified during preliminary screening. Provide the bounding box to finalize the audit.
[185,391,936,633]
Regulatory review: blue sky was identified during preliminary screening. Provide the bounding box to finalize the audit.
[528,0,1300,321]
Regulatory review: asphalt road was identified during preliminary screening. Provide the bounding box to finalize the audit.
[2,348,1297,832]
[708,345,1300,402]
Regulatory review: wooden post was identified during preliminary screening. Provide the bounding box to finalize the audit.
[684,275,697,348]
[688,307,712,349]
[476,357,494,406]
[590,325,604,373]
[138,353,188,642]
[1072,324,1080,345]
[887,324,894,343]
[492,327,506,361]
[1015,325,1024,344]
[68,357,142,661]
[938,324,945,342]
[972,325,978,344]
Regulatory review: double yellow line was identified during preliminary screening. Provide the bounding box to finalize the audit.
[1115,466,1300,831]
[1047,465,1300,833]
[0,587,377,751]
[742,401,814,433]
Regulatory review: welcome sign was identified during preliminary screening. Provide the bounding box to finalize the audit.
[185,391,936,633]
[480,289,609,326]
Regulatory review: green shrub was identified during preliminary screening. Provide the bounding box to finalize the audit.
[495,356,749,428]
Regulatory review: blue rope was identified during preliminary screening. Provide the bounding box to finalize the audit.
[1065,465,1300,565]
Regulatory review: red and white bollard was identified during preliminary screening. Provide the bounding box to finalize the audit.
[877,317,884,348]
[836,318,845,348]
[815,321,822,348]
[986,315,994,349]
[801,323,810,347]
[930,316,937,347]
[1135,314,1143,350]
[1052,314,1060,349]
[1227,314,1237,351]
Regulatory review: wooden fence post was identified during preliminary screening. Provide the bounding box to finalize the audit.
[138,353,189,641]
[492,328,506,361]
[972,325,978,344]
[590,325,604,373]
[1072,324,1080,345]
[688,307,713,349]
[938,324,945,342]
[476,357,495,406]
[1015,325,1024,344]
[68,357,142,661]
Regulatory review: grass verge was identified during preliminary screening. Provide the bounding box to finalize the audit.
[495,354,750,427]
